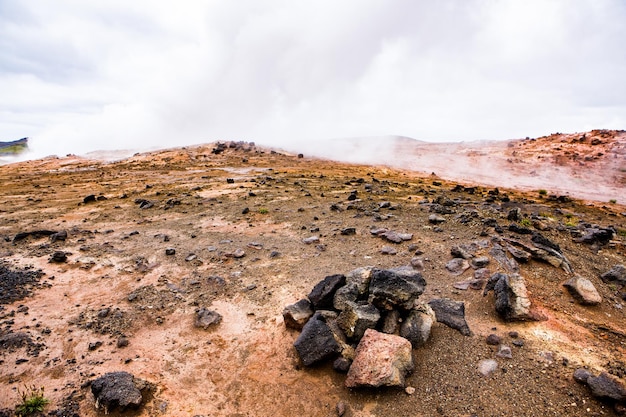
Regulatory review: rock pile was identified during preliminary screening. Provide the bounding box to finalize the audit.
[283,266,471,388]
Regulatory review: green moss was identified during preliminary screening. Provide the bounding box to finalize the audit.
[258,207,269,214]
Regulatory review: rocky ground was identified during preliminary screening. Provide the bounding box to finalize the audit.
[0,136,625,416]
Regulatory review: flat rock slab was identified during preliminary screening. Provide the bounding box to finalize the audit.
[428,298,471,336]
[345,329,414,388]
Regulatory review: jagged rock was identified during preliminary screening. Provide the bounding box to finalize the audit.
[333,283,359,311]
[400,303,435,347]
[345,329,414,388]
[283,299,314,330]
[450,245,474,259]
[368,267,426,311]
[50,251,68,263]
[345,267,373,295]
[91,371,147,412]
[489,243,519,273]
[294,313,341,366]
[563,276,602,305]
[508,224,532,235]
[506,245,531,262]
[308,274,346,310]
[471,256,490,268]
[586,373,626,402]
[486,334,501,345]
[194,308,222,329]
[507,207,521,221]
[573,368,593,384]
[381,231,405,244]
[341,227,356,236]
[601,265,626,285]
[428,298,471,336]
[453,278,484,291]
[496,345,513,359]
[337,301,380,340]
[575,227,614,245]
[531,232,561,252]
[445,258,470,275]
[50,230,67,243]
[484,273,534,321]
[83,194,96,203]
[381,309,401,334]
[13,230,57,242]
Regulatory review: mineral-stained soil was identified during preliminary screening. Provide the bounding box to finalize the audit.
[0,135,625,416]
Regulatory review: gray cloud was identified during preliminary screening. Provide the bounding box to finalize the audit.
[0,0,624,159]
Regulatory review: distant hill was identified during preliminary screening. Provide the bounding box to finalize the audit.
[0,137,29,156]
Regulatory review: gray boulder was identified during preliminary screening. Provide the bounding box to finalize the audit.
[563,276,602,305]
[587,373,626,402]
[91,371,149,413]
[368,267,426,311]
[400,303,436,347]
[294,313,341,366]
[283,299,314,330]
[345,329,414,388]
[601,265,626,285]
[428,298,471,336]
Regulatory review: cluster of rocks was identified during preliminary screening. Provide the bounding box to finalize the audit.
[283,266,471,388]
[574,368,626,410]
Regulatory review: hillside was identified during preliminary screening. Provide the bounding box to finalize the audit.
[0,138,625,416]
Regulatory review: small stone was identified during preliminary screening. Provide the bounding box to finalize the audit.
[471,256,490,268]
[303,236,320,244]
[573,368,593,384]
[587,372,626,401]
[445,258,470,275]
[428,298,471,336]
[50,251,68,263]
[91,371,146,412]
[333,357,351,373]
[194,308,222,330]
[380,246,397,255]
[496,345,513,359]
[478,359,498,376]
[117,337,129,348]
[283,299,314,330]
[232,248,246,258]
[428,214,446,224]
[341,227,356,236]
[405,386,416,395]
[512,339,524,347]
[165,248,176,256]
[336,401,347,417]
[563,276,602,305]
[88,341,103,351]
[508,331,519,338]
[486,334,501,345]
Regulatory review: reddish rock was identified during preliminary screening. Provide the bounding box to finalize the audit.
[345,329,414,388]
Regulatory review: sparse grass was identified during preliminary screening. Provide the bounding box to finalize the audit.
[258,207,269,214]
[15,386,49,416]
[538,189,547,196]
[519,218,532,228]
[617,228,626,238]
[609,199,617,204]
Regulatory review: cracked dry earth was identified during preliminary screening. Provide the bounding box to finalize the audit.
[0,141,625,417]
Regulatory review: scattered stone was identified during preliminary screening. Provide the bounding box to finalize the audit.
[428,298,471,336]
[134,199,154,209]
[194,308,222,330]
[333,357,352,373]
[336,400,347,416]
[410,257,424,271]
[512,339,524,347]
[282,299,314,330]
[12,229,57,242]
[308,274,346,310]
[368,267,426,311]
[507,207,521,221]
[345,329,414,388]
[50,230,67,243]
[601,265,626,285]
[573,368,593,384]
[380,246,397,255]
[165,248,176,256]
[88,341,103,351]
[506,245,531,263]
[586,372,626,402]
[405,386,416,395]
[428,214,446,224]
[486,334,501,345]
[445,258,470,275]
[471,256,490,268]
[341,227,356,236]
[575,227,614,245]
[381,231,413,243]
[400,303,435,347]
[91,371,147,413]
[117,337,129,348]
[83,194,96,203]
[478,359,498,377]
[450,245,474,259]
[303,236,320,244]
[50,251,68,263]
[294,313,341,366]
[563,276,602,305]
[496,345,513,359]
[231,248,246,258]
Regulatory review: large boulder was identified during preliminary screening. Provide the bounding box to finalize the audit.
[586,373,626,402]
[563,276,602,305]
[345,329,414,388]
[400,303,436,347]
[428,298,471,336]
[308,274,346,310]
[337,301,380,341]
[601,265,626,285]
[91,372,149,413]
[294,313,341,366]
[368,267,426,311]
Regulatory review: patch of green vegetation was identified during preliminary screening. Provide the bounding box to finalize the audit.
[537,189,547,196]
[609,199,617,204]
[258,207,269,214]
[565,217,579,227]
[15,386,49,416]
[519,218,533,228]
[617,228,626,238]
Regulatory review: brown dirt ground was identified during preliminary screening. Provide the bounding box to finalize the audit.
[0,137,625,416]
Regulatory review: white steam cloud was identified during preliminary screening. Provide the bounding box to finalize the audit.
[1,0,625,159]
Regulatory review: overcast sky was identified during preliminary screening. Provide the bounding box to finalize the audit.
[1,0,625,158]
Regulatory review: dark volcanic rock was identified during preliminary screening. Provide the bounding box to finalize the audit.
[91,371,147,412]
[12,230,57,242]
[573,368,593,384]
[50,251,68,263]
[333,283,359,311]
[50,230,68,243]
[345,329,414,388]
[0,263,44,305]
[427,298,471,336]
[294,313,341,366]
[337,301,380,341]
[601,265,626,285]
[400,303,435,347]
[368,267,426,311]
[283,299,314,330]
[484,273,534,321]
[531,232,561,253]
[575,227,614,245]
[194,308,222,329]
[586,372,626,402]
[308,274,346,310]
[83,194,97,203]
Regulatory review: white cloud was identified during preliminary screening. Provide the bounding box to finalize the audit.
[0,0,624,158]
